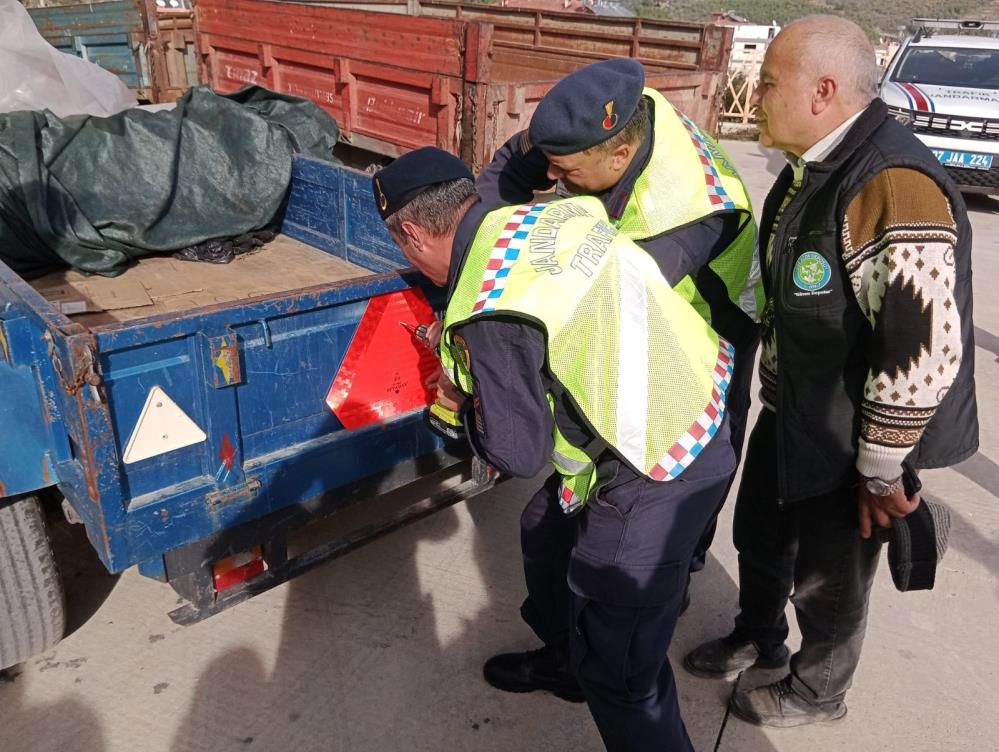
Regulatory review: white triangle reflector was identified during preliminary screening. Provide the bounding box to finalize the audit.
[123,385,207,464]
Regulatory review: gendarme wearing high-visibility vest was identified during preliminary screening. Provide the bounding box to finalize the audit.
[442,195,734,513]
[617,88,764,325]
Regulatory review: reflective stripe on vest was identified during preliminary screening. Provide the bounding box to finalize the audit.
[552,449,590,474]
[616,89,763,322]
[442,197,733,508]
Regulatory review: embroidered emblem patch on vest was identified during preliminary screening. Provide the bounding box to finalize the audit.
[792,252,832,292]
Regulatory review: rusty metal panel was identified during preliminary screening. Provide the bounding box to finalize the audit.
[476,80,553,170]
[471,67,722,170]
[153,9,199,101]
[199,32,269,90]
[424,2,732,135]
[194,0,727,165]
[198,33,461,154]
[426,0,730,140]
[197,0,470,77]
[350,63,458,153]
[196,0,471,154]
[647,70,723,134]
[698,24,733,73]
[489,48,571,82]
[272,0,414,10]
[422,2,719,71]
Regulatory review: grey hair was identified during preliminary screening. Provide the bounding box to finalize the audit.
[385,178,476,237]
[782,15,880,106]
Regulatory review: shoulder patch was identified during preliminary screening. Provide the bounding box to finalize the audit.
[518,130,534,155]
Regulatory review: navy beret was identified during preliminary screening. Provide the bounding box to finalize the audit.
[529,58,645,155]
[372,147,473,220]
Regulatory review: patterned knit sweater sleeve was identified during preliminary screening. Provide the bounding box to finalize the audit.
[841,167,962,481]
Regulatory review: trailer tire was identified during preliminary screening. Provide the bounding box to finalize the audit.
[0,496,66,670]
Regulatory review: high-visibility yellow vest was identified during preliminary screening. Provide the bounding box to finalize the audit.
[441,197,734,512]
[616,89,764,323]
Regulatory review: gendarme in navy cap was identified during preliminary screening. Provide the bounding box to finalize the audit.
[529,58,645,155]
[372,147,473,220]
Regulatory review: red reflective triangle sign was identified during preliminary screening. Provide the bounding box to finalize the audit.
[326,288,440,430]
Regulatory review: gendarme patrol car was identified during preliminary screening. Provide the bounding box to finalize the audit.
[881,18,999,194]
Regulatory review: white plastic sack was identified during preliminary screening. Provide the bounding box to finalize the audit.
[0,0,138,117]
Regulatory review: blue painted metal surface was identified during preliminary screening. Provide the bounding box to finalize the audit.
[0,156,454,579]
[28,0,152,93]
[0,315,58,498]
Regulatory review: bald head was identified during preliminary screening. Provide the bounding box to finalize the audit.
[776,16,880,108]
[752,15,880,155]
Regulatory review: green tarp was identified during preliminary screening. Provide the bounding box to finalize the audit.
[0,85,340,278]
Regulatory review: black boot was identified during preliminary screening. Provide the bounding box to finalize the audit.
[482,643,585,703]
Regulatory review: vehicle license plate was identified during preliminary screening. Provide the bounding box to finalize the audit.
[932,150,994,171]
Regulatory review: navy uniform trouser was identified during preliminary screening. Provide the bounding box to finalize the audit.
[520,421,736,752]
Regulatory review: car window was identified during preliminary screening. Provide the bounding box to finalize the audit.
[892,46,999,89]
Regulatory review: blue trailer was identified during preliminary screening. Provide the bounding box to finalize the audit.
[0,157,491,669]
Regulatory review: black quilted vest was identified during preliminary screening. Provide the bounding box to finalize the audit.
[758,99,979,503]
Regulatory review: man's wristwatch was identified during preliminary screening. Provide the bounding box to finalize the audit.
[863,476,904,496]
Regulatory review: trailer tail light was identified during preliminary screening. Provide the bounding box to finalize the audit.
[212,547,265,592]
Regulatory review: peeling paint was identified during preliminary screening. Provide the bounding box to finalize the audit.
[76,396,100,503]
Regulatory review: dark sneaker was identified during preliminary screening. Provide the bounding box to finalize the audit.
[682,633,790,678]
[729,676,847,728]
[483,643,585,703]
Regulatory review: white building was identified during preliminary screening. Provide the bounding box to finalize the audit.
[710,11,780,74]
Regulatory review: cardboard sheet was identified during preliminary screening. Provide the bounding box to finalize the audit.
[29,235,371,328]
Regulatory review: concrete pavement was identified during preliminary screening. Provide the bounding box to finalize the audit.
[1,139,996,752]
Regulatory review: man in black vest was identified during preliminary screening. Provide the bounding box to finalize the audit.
[683,15,978,727]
